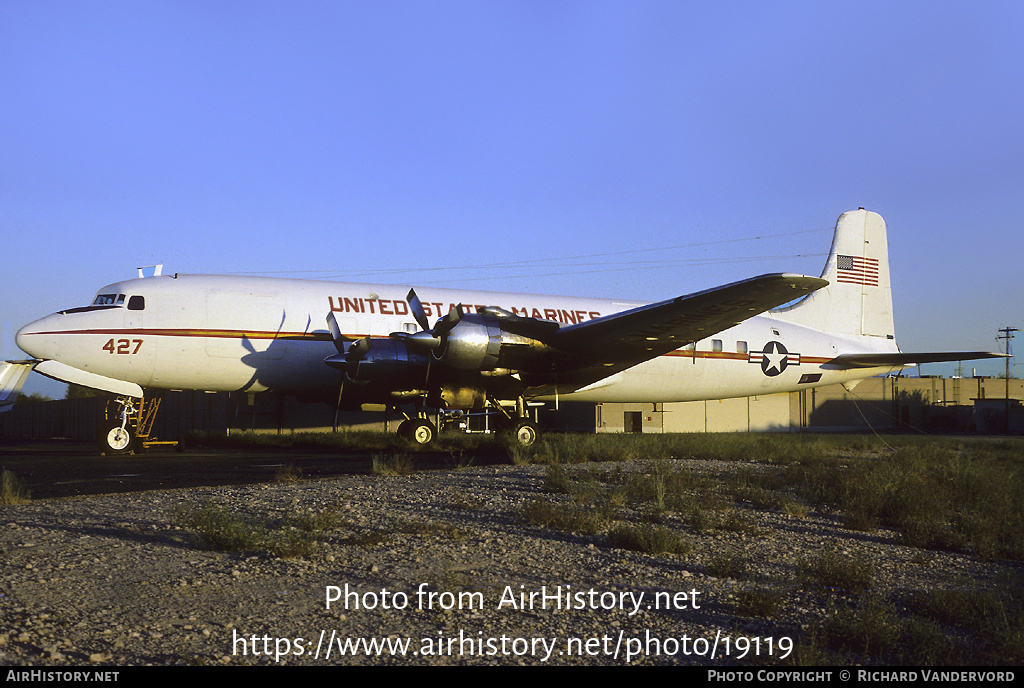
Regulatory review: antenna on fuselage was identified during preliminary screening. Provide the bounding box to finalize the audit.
[137,265,163,279]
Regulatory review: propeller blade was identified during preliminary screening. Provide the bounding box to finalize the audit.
[350,336,371,358]
[324,353,347,370]
[390,330,442,351]
[433,303,464,337]
[326,312,347,354]
[406,288,431,332]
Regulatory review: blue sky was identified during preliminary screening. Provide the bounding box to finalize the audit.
[2,1,1022,397]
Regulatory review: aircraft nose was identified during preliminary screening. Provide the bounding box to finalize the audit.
[16,316,58,359]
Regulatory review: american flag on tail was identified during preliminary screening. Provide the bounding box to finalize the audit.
[836,255,879,286]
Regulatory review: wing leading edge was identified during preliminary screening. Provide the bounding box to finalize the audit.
[523,273,828,392]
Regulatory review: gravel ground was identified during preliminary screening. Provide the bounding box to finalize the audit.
[0,458,1017,666]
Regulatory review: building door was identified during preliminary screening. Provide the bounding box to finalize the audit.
[624,411,642,433]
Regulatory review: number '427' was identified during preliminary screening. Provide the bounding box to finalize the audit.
[102,339,143,354]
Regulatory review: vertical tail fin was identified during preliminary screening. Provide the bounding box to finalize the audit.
[773,209,895,340]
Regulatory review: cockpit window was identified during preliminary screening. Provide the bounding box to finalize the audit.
[127,295,145,311]
[92,293,126,306]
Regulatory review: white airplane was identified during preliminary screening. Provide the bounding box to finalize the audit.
[5,209,1002,452]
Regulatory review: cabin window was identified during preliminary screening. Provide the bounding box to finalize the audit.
[736,340,748,354]
[92,293,124,306]
[712,339,723,352]
[128,295,145,311]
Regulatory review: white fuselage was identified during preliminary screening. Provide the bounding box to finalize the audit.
[16,273,899,405]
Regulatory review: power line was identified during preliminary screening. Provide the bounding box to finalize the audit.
[225,227,831,281]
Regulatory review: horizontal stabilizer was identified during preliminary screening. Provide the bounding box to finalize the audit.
[0,360,36,412]
[832,352,1007,369]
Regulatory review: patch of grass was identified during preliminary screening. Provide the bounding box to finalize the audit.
[781,498,808,518]
[371,453,414,476]
[344,528,391,544]
[811,596,952,665]
[736,586,786,618]
[274,463,302,484]
[340,530,390,546]
[0,469,30,505]
[798,545,873,594]
[175,501,340,558]
[706,551,750,580]
[520,497,606,534]
[176,502,274,553]
[608,523,691,555]
[445,451,474,471]
[542,463,576,495]
[782,441,1024,560]
[718,509,762,535]
[449,494,485,511]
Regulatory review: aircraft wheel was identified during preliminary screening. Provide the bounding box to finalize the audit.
[403,419,437,445]
[510,419,539,447]
[98,420,134,455]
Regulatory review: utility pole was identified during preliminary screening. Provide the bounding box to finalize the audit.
[997,326,1018,434]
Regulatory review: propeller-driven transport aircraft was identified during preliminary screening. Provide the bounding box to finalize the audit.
[3,209,1003,452]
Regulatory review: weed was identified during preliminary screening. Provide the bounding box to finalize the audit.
[781,498,808,518]
[798,545,873,594]
[341,530,390,546]
[719,509,762,535]
[274,463,302,484]
[542,463,575,494]
[450,494,485,511]
[520,497,605,534]
[812,596,952,665]
[175,501,338,558]
[176,502,273,553]
[706,551,750,580]
[608,524,691,555]
[0,469,30,505]
[371,453,414,476]
[445,451,474,471]
[736,586,786,618]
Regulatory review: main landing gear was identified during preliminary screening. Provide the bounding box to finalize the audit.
[389,395,540,447]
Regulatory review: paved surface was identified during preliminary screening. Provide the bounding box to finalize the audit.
[0,440,503,500]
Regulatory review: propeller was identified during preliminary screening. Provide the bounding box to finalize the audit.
[389,288,464,352]
[324,311,366,379]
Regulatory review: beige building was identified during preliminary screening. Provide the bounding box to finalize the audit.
[596,376,1024,434]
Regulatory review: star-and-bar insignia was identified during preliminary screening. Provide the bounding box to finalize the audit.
[749,341,800,376]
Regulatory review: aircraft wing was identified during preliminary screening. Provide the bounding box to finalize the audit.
[522,273,828,391]
[831,352,1007,368]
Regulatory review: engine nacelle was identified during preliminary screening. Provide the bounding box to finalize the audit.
[434,313,547,371]
[330,339,428,389]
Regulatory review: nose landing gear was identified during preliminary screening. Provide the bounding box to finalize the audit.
[97,395,177,455]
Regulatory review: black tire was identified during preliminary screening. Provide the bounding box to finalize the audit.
[510,419,539,447]
[402,419,437,445]
[97,420,134,455]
